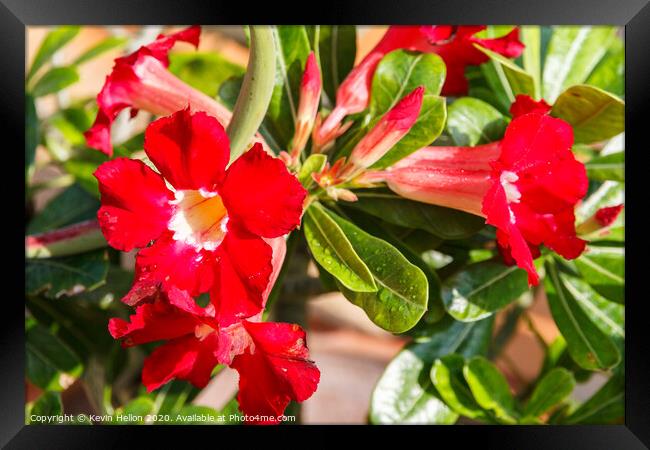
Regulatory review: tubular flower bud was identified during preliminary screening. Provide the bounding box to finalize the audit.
[348,86,424,172]
[290,52,322,161]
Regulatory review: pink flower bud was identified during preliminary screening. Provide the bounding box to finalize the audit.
[291,52,322,157]
[348,86,424,170]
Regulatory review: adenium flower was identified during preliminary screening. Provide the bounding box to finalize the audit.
[108,238,320,424]
[313,26,523,149]
[94,108,306,325]
[363,95,587,284]
[84,26,267,156]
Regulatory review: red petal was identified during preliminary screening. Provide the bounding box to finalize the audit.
[144,108,230,191]
[211,228,272,327]
[262,237,287,305]
[142,333,220,392]
[84,26,201,156]
[472,27,525,59]
[94,158,173,251]
[230,321,320,423]
[108,299,198,347]
[595,204,624,227]
[221,144,307,238]
[509,95,552,118]
[134,231,215,297]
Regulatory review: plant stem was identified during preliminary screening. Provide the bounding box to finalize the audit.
[226,26,276,160]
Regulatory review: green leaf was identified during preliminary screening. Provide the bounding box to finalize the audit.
[169,52,245,98]
[27,26,80,82]
[562,372,623,424]
[586,38,624,97]
[26,249,109,298]
[442,260,529,322]
[560,274,624,348]
[26,317,83,391]
[325,208,428,333]
[431,354,493,421]
[523,368,575,417]
[586,151,624,182]
[27,392,63,422]
[542,26,617,102]
[297,153,327,188]
[475,44,536,99]
[368,50,447,167]
[544,260,621,370]
[576,180,624,223]
[551,85,624,144]
[26,94,39,186]
[446,97,508,146]
[266,26,312,149]
[370,316,492,424]
[521,26,542,98]
[73,36,127,65]
[31,66,80,97]
[574,245,624,304]
[463,356,518,423]
[115,397,154,423]
[350,190,485,240]
[27,184,99,234]
[307,26,356,105]
[303,203,376,292]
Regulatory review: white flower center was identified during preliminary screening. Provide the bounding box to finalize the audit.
[500,171,521,204]
[168,189,228,251]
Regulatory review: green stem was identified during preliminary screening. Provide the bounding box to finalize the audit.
[226,26,277,160]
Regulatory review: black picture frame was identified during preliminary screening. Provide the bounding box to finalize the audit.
[6,0,649,447]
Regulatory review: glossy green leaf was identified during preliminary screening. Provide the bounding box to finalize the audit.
[586,38,624,97]
[297,153,327,187]
[442,260,529,322]
[586,151,624,182]
[521,26,542,98]
[446,97,508,146]
[542,26,617,102]
[266,26,312,149]
[562,372,623,424]
[26,249,109,298]
[27,184,99,234]
[73,36,127,65]
[551,85,624,144]
[368,49,447,167]
[350,190,485,240]
[26,94,38,186]
[574,245,624,304]
[475,44,536,99]
[303,203,376,292]
[169,52,245,98]
[561,275,624,349]
[27,26,80,82]
[26,317,83,391]
[27,392,63,422]
[544,260,621,370]
[431,354,493,421]
[31,66,79,97]
[370,316,492,424]
[463,356,518,423]
[307,26,356,104]
[326,208,428,333]
[523,368,575,417]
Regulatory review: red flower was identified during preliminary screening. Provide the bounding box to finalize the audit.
[314,26,523,148]
[365,105,587,284]
[94,108,306,325]
[109,290,319,424]
[576,204,624,237]
[84,26,235,156]
[509,94,552,118]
